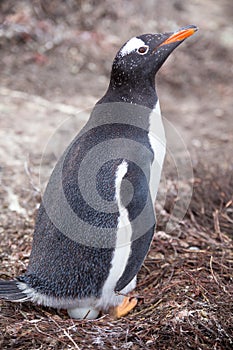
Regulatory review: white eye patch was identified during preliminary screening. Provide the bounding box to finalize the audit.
[120,37,146,57]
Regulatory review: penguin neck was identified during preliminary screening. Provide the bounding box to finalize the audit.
[98,78,158,110]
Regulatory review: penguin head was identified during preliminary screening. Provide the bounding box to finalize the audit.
[110,25,198,89]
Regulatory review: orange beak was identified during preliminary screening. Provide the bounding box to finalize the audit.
[159,26,198,47]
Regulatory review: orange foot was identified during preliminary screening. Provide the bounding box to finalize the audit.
[113,296,138,318]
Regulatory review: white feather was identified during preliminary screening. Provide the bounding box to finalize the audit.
[16,281,95,309]
[120,37,146,57]
[148,100,166,200]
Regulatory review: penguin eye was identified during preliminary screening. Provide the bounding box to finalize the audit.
[137,46,149,55]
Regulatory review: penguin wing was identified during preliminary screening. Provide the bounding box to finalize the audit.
[114,159,156,292]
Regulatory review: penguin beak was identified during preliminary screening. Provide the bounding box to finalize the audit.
[159,25,198,47]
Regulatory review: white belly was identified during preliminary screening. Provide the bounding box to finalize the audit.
[148,100,166,201]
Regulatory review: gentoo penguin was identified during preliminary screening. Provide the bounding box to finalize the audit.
[0,25,198,319]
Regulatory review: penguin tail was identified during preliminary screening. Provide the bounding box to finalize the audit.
[0,279,30,302]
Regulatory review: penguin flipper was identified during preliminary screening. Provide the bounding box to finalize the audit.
[0,280,29,302]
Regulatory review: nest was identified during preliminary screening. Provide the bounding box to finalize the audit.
[1,162,233,350]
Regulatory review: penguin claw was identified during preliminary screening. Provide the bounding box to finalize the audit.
[113,296,138,318]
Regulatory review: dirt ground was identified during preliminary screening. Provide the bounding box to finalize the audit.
[0,1,232,349]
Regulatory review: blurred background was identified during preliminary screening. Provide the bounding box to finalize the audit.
[0,0,232,232]
[0,0,232,168]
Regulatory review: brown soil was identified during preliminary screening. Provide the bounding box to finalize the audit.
[0,1,232,349]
